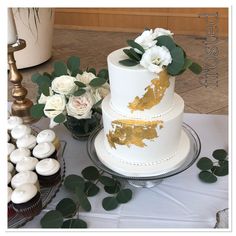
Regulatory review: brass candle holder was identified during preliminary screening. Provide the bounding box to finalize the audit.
[8,39,37,124]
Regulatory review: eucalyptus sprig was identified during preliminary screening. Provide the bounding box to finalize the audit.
[197,149,228,183]
[40,166,133,228]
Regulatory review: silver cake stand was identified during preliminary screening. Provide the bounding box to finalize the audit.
[87,123,201,188]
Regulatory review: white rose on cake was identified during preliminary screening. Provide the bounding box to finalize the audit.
[51,75,77,95]
[44,94,66,128]
[76,71,96,85]
[140,45,172,74]
[66,93,94,119]
[154,28,174,37]
[134,29,157,53]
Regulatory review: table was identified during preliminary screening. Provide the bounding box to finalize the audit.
[21,113,228,228]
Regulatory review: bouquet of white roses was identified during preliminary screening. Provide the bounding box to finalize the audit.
[31,56,110,129]
[119,27,202,76]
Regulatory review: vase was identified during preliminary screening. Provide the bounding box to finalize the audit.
[64,113,101,140]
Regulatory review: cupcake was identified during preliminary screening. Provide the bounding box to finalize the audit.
[8,143,16,160]
[9,148,31,165]
[16,134,37,150]
[36,158,61,187]
[8,172,12,187]
[11,183,42,217]
[8,187,16,218]
[11,171,40,191]
[11,124,31,141]
[7,116,23,131]
[32,142,57,160]
[15,156,38,173]
[36,129,60,150]
[8,162,15,176]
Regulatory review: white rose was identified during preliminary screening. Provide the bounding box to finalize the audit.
[154,28,174,37]
[66,93,93,120]
[76,71,96,85]
[38,87,53,104]
[51,75,77,95]
[44,94,66,119]
[91,82,110,104]
[140,45,172,73]
[134,29,157,53]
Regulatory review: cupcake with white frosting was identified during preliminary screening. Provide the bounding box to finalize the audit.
[11,171,40,191]
[16,134,37,150]
[7,116,23,131]
[8,143,16,160]
[9,147,31,165]
[36,129,60,150]
[11,124,31,141]
[32,142,57,160]
[36,158,61,187]
[8,187,16,218]
[8,162,15,176]
[11,183,42,217]
[15,156,39,172]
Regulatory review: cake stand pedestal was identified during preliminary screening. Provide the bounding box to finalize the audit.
[87,123,201,188]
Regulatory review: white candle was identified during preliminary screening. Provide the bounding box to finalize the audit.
[8,8,17,45]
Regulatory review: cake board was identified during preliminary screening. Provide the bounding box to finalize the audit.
[87,123,201,188]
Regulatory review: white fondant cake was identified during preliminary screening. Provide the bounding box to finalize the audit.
[95,45,191,177]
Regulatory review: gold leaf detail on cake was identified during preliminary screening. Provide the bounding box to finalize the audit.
[128,70,170,111]
[107,119,163,149]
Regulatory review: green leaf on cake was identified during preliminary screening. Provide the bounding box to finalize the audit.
[82,166,99,181]
[74,81,86,88]
[196,157,213,171]
[40,210,64,228]
[123,48,141,61]
[102,197,119,211]
[56,198,77,218]
[74,88,86,96]
[167,46,185,75]
[67,56,80,76]
[119,59,139,66]
[53,61,68,77]
[84,181,100,197]
[62,219,87,228]
[75,186,91,212]
[212,149,227,160]
[97,69,109,80]
[99,176,116,187]
[198,171,217,183]
[53,113,66,123]
[156,35,176,51]
[64,174,85,192]
[127,39,145,53]
[89,77,107,87]
[116,189,133,204]
[30,104,45,119]
[188,62,202,75]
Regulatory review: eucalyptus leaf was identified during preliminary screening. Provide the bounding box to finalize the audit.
[30,104,45,119]
[198,171,217,183]
[99,176,115,187]
[67,56,80,76]
[127,39,145,53]
[183,58,193,69]
[56,198,77,218]
[40,210,63,228]
[84,181,100,197]
[119,59,139,67]
[116,189,132,204]
[219,160,228,167]
[31,72,41,83]
[196,157,213,171]
[212,165,228,176]
[75,186,91,212]
[102,197,119,211]
[64,175,85,192]
[97,69,108,79]
[74,89,86,96]
[53,61,68,77]
[88,68,96,75]
[81,166,99,181]
[53,113,66,123]
[89,77,107,87]
[123,48,141,61]
[156,35,176,50]
[62,219,87,228]
[104,181,121,194]
[74,81,86,88]
[189,62,202,75]
[212,149,227,160]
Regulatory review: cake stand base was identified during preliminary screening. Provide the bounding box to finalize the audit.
[87,123,201,188]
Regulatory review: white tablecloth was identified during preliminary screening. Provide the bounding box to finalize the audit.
[20,113,228,229]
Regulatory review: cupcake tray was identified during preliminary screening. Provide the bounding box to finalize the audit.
[8,139,66,228]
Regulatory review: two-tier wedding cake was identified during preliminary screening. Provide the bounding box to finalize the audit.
[94,28,201,177]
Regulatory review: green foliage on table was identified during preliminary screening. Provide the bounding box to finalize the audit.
[197,149,228,183]
[119,35,202,76]
[40,166,133,228]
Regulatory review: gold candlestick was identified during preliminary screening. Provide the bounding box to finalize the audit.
[8,39,37,124]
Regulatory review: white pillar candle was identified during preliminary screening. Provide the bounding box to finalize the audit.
[8,8,17,45]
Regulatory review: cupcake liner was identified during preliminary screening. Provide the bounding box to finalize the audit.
[38,170,61,187]
[8,202,16,218]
